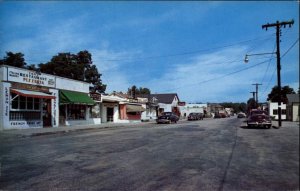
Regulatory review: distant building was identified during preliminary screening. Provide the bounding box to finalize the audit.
[179,103,207,118]
[268,102,287,120]
[286,94,299,122]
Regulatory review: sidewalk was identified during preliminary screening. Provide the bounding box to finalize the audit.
[272,120,299,128]
[0,121,156,137]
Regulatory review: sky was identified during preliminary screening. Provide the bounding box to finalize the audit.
[0,1,299,103]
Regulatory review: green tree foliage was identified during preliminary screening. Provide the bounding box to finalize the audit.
[220,102,247,113]
[39,50,106,93]
[127,86,151,97]
[267,85,295,103]
[0,52,27,68]
[247,98,256,111]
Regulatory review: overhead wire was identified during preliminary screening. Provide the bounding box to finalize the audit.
[159,37,299,94]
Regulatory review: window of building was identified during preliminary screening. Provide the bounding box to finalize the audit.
[67,104,86,120]
[10,93,41,111]
[273,109,286,115]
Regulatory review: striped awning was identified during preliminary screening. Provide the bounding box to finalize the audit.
[126,104,145,112]
[11,89,55,99]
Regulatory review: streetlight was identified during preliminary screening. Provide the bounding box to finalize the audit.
[244,52,276,63]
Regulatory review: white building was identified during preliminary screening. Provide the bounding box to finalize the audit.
[268,102,287,120]
[179,103,207,118]
[0,65,97,130]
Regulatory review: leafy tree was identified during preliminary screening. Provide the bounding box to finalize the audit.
[127,86,151,97]
[267,85,295,103]
[39,50,106,93]
[247,98,256,111]
[220,102,247,113]
[0,52,27,68]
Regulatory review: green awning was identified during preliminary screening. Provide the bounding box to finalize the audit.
[126,104,146,112]
[60,90,95,105]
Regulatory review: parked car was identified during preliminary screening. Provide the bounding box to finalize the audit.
[157,112,179,124]
[187,113,198,121]
[214,113,221,118]
[198,113,204,120]
[247,109,272,128]
[237,112,246,118]
[220,113,227,118]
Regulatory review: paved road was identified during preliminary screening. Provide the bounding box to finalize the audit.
[0,118,299,191]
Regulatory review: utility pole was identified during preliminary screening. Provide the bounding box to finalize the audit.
[252,83,262,108]
[262,19,294,128]
[250,91,256,101]
[250,91,256,109]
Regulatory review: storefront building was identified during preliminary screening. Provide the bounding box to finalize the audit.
[0,65,95,130]
[100,94,128,123]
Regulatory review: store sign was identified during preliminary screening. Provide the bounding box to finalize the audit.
[4,86,9,117]
[90,93,101,101]
[50,89,59,127]
[8,68,55,87]
[10,121,42,128]
[11,82,50,92]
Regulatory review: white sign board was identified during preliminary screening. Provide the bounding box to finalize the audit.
[7,68,55,88]
[9,121,42,129]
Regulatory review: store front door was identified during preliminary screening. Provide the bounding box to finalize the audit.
[107,107,114,122]
[43,99,52,127]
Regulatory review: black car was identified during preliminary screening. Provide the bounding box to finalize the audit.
[247,109,272,128]
[157,112,179,124]
[187,113,199,121]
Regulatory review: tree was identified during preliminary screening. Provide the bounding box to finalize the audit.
[0,52,27,68]
[38,50,106,93]
[267,85,295,103]
[220,102,247,113]
[247,98,256,111]
[127,86,151,96]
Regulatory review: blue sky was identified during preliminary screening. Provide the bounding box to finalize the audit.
[0,1,299,103]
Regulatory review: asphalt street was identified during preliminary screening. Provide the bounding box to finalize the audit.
[0,118,299,191]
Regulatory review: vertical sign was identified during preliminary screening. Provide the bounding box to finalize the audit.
[49,89,59,127]
[2,82,11,129]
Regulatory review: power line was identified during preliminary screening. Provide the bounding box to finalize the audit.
[161,59,270,93]
[281,38,299,58]
[97,34,276,62]
[261,42,276,84]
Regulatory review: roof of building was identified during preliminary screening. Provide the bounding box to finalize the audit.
[287,94,299,103]
[153,93,179,104]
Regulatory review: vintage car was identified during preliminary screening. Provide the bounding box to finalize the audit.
[247,109,272,128]
[157,112,179,124]
[187,113,199,121]
[237,112,247,118]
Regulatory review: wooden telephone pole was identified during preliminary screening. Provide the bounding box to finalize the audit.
[262,20,294,128]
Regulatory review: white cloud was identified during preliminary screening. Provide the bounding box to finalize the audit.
[140,46,276,103]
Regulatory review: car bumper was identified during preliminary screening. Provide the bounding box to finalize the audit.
[157,119,171,123]
[247,121,272,126]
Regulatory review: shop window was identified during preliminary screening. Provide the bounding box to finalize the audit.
[67,104,86,120]
[27,97,33,110]
[11,93,19,109]
[273,109,278,115]
[20,96,26,109]
[34,98,40,110]
[10,93,41,111]
[10,111,41,121]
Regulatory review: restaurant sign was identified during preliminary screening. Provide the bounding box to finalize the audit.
[8,68,55,88]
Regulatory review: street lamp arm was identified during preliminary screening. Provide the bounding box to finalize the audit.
[246,52,276,57]
[244,52,276,63]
